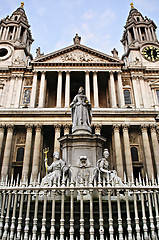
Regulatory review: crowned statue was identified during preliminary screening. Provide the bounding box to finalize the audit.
[70,87,92,133]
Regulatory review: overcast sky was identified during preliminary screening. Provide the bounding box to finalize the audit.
[1,0,159,59]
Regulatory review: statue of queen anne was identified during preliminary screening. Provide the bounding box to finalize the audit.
[70,87,92,133]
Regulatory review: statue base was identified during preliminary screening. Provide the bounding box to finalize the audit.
[72,125,92,135]
[58,133,106,166]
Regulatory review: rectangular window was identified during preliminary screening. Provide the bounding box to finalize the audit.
[156,90,159,103]
[124,89,131,104]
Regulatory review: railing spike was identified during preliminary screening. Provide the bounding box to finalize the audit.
[5,174,8,186]
[124,171,127,184]
[38,172,41,184]
[131,172,134,185]
[145,173,149,186]
[139,172,142,185]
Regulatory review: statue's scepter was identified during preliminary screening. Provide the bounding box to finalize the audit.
[43,147,49,174]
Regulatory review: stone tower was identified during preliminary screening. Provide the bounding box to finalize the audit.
[0,2,33,68]
[121,3,159,68]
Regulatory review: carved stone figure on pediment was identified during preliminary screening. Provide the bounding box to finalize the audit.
[95,149,123,186]
[17,132,26,144]
[13,56,25,65]
[41,151,69,186]
[24,79,32,86]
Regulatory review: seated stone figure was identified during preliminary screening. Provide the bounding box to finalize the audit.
[95,149,123,185]
[41,151,68,186]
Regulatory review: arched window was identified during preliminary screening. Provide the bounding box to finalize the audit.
[124,89,131,104]
[16,147,24,162]
[137,17,140,21]
[131,147,139,161]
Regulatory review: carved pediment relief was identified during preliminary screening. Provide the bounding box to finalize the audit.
[41,50,109,63]
[33,44,123,64]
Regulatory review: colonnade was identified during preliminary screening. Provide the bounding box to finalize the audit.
[0,123,158,182]
[30,70,125,109]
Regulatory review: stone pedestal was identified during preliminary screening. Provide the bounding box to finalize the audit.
[59,133,106,166]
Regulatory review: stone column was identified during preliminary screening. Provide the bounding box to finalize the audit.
[138,28,142,41]
[5,27,9,40]
[109,71,117,108]
[122,124,133,180]
[94,124,101,135]
[0,124,5,159]
[148,28,153,41]
[2,27,6,40]
[56,71,62,108]
[14,75,23,108]
[132,77,140,108]
[113,124,123,179]
[12,26,16,40]
[64,124,70,135]
[22,124,33,180]
[127,31,131,44]
[38,71,46,108]
[30,71,38,108]
[117,72,125,108]
[145,28,149,41]
[65,71,70,108]
[141,124,154,178]
[54,125,61,153]
[0,26,3,39]
[85,71,90,101]
[151,27,156,41]
[6,76,15,108]
[93,71,99,107]
[1,125,14,181]
[150,124,159,175]
[140,77,148,108]
[31,124,42,181]
[133,27,138,40]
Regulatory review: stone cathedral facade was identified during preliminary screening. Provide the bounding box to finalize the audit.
[0,3,159,183]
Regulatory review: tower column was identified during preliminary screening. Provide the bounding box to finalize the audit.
[113,124,123,179]
[54,125,61,153]
[6,76,15,108]
[56,71,62,108]
[85,71,90,100]
[93,71,99,107]
[14,75,23,108]
[65,71,70,108]
[132,77,140,108]
[145,28,149,41]
[0,26,3,38]
[109,71,117,108]
[150,124,159,174]
[12,26,16,40]
[117,71,125,108]
[0,124,5,160]
[38,71,46,108]
[30,71,38,108]
[5,27,9,40]
[122,124,133,180]
[2,27,7,40]
[148,28,153,41]
[138,28,142,41]
[141,124,154,178]
[140,77,148,108]
[151,27,156,41]
[31,124,42,181]
[22,124,33,180]
[1,125,14,181]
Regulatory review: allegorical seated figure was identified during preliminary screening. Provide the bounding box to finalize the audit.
[70,87,92,132]
[41,151,68,186]
[96,149,123,185]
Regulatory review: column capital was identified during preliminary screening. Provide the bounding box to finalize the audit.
[117,71,122,75]
[113,124,120,131]
[94,124,102,135]
[150,124,157,132]
[35,124,42,132]
[85,70,90,74]
[109,71,114,75]
[41,70,46,75]
[6,124,14,132]
[93,70,97,74]
[54,124,61,132]
[64,124,70,131]
[140,124,148,132]
[65,70,70,74]
[25,124,33,132]
[122,124,130,131]
[0,124,5,133]
[33,70,38,75]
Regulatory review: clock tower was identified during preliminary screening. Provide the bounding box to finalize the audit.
[0,2,33,68]
[121,3,159,68]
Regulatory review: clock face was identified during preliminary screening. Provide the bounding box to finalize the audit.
[142,46,159,62]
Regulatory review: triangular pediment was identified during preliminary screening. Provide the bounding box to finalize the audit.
[33,44,123,64]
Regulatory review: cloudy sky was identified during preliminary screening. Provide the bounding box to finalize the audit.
[1,0,159,59]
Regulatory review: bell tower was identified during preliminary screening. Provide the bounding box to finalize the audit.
[121,3,159,68]
[0,2,33,68]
